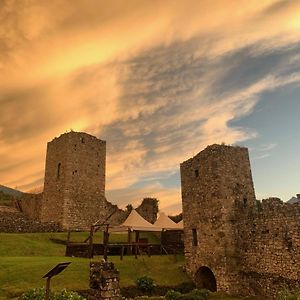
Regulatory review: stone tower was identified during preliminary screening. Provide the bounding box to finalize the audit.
[180,144,256,294]
[40,131,106,230]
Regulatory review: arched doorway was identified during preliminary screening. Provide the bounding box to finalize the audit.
[194,266,217,292]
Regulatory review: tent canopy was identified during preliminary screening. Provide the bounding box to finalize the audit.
[114,210,162,232]
[176,219,183,230]
[154,212,180,230]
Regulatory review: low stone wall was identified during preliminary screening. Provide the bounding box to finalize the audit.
[17,192,43,220]
[0,205,61,233]
[13,192,158,230]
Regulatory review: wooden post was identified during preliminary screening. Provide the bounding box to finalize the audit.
[120,245,124,260]
[88,226,94,259]
[134,244,138,259]
[128,229,132,255]
[135,231,140,256]
[128,228,132,243]
[103,224,109,261]
[45,277,51,300]
[135,231,140,243]
[66,231,71,244]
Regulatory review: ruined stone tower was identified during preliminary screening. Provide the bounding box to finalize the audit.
[40,131,106,229]
[181,144,256,295]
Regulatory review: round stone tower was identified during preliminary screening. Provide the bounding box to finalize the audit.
[180,144,256,294]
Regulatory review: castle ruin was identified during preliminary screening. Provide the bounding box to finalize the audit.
[11,131,158,231]
[40,131,106,228]
[181,144,300,298]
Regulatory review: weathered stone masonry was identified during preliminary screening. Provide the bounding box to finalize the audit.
[40,131,107,229]
[181,144,300,298]
[14,131,158,231]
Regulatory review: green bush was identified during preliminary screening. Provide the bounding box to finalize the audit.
[19,288,85,300]
[136,276,156,293]
[165,290,182,300]
[277,288,300,300]
[187,289,210,300]
[19,288,45,300]
[52,289,85,300]
[165,288,210,300]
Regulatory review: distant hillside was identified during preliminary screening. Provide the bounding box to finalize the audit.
[287,197,299,204]
[0,185,23,198]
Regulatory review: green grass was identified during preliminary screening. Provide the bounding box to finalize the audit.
[0,256,189,299]
[0,232,186,299]
[0,232,160,257]
[0,232,245,299]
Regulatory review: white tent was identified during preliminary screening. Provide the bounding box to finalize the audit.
[176,219,183,230]
[154,212,180,230]
[115,209,162,232]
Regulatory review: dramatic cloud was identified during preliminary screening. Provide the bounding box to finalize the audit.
[1,0,300,212]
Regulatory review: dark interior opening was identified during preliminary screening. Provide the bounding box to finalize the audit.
[57,163,61,179]
[192,228,198,246]
[194,266,217,292]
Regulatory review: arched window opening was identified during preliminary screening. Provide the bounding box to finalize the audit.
[195,266,217,292]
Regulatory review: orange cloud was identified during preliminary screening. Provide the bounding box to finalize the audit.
[1,0,300,212]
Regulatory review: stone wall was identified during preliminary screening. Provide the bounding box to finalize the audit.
[0,205,60,232]
[181,144,300,298]
[237,198,300,298]
[17,192,43,220]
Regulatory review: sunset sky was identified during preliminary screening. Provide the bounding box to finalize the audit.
[1,0,300,213]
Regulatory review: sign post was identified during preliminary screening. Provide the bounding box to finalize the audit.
[42,262,71,300]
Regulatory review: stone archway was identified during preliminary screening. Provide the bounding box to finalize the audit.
[194,266,217,292]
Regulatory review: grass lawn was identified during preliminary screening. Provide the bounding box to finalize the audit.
[0,232,246,299]
[0,232,188,299]
[0,231,160,257]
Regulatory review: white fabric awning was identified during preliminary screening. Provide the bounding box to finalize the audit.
[154,212,182,230]
[176,219,183,230]
[114,210,162,232]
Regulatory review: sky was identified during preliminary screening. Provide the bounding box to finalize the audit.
[1,0,300,214]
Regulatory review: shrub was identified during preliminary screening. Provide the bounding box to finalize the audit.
[277,288,300,300]
[19,288,85,300]
[165,288,210,300]
[176,282,195,294]
[136,276,156,293]
[52,289,85,300]
[19,288,45,300]
[188,289,210,299]
[180,289,210,300]
[165,290,182,300]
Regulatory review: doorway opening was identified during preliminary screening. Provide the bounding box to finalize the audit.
[194,266,217,292]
